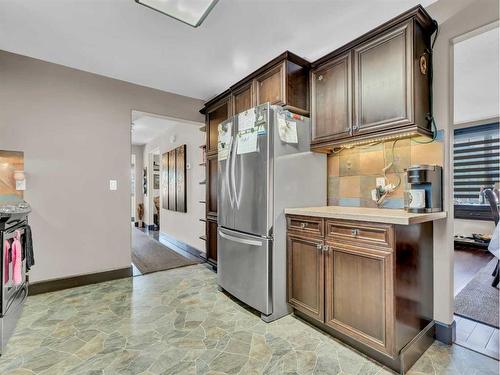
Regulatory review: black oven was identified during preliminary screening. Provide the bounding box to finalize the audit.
[0,202,31,355]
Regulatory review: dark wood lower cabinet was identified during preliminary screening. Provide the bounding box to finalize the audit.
[206,218,218,267]
[287,234,324,322]
[287,215,435,374]
[325,243,395,357]
[206,155,218,218]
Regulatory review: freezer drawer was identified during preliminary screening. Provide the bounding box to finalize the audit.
[217,227,272,315]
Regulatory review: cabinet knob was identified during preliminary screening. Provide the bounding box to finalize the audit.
[300,223,306,229]
[322,245,329,252]
[351,228,359,236]
[316,244,323,250]
[317,75,323,81]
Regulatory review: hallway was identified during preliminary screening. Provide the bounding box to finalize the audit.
[131,227,201,275]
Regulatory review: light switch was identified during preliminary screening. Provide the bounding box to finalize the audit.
[109,180,118,191]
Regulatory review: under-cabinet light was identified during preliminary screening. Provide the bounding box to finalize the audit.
[135,0,218,27]
[332,131,433,152]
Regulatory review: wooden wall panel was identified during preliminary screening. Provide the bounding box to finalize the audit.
[161,152,169,210]
[161,145,187,213]
[176,145,187,212]
[168,149,176,211]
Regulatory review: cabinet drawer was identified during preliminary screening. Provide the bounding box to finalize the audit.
[326,220,393,248]
[287,216,324,237]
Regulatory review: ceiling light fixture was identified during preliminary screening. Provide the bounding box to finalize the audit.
[135,0,219,27]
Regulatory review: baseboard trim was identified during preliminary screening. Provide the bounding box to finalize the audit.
[160,232,206,260]
[28,266,133,296]
[435,320,456,345]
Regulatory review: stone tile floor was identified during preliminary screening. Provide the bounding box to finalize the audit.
[0,264,498,375]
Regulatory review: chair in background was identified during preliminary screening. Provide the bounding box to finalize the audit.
[484,189,499,287]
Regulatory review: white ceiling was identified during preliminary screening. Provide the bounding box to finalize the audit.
[131,111,201,145]
[0,0,437,101]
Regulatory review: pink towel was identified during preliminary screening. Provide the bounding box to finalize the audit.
[3,240,10,284]
[12,230,22,285]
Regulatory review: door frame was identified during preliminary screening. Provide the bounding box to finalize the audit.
[148,147,160,229]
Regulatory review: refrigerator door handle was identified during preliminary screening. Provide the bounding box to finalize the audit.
[230,136,238,209]
[219,230,263,247]
[225,137,235,209]
[235,149,244,209]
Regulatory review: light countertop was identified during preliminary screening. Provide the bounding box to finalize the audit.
[284,206,447,225]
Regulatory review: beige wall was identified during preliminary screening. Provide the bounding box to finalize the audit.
[0,50,204,282]
[142,121,205,252]
[427,0,499,324]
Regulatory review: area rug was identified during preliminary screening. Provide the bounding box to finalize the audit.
[455,258,499,328]
[132,228,199,274]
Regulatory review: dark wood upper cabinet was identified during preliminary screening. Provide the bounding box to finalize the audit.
[311,53,352,143]
[206,93,231,156]
[353,21,413,134]
[255,62,285,107]
[232,81,254,115]
[310,6,436,151]
[203,51,310,119]
[253,59,310,115]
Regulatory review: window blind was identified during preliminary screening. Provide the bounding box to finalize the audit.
[454,123,500,204]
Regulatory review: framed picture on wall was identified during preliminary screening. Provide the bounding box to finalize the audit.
[160,144,187,213]
[143,167,147,195]
[161,152,169,210]
[176,145,187,212]
[154,174,160,189]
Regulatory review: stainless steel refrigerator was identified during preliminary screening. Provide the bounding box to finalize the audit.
[217,103,326,322]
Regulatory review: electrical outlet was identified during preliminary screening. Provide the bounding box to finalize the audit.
[376,177,386,188]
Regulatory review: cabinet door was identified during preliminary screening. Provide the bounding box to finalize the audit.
[206,98,230,155]
[353,21,413,134]
[287,234,324,322]
[206,218,218,265]
[325,243,395,356]
[311,53,352,143]
[255,62,285,106]
[232,82,254,115]
[206,154,218,218]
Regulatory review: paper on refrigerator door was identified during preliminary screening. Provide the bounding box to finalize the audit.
[237,130,258,155]
[238,110,256,131]
[218,122,232,161]
[277,117,298,144]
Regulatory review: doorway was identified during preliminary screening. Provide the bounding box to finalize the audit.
[451,22,499,359]
[130,110,204,276]
[150,149,161,232]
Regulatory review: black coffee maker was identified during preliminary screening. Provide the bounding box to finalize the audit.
[405,165,443,213]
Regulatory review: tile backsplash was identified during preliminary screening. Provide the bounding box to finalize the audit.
[327,132,443,209]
